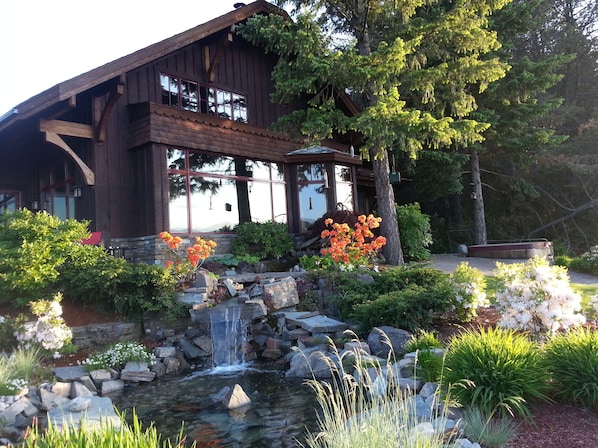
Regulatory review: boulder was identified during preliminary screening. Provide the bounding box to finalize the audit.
[367,326,413,357]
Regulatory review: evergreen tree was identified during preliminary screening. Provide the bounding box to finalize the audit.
[240,0,511,264]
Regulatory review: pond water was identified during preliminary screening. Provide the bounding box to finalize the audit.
[112,363,321,448]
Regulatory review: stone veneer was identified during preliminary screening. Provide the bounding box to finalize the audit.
[108,233,236,265]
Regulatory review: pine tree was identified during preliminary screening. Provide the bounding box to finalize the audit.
[240,0,511,264]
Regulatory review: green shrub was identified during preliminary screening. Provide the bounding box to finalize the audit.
[553,255,572,268]
[352,281,454,332]
[396,202,433,261]
[0,210,97,306]
[23,410,193,448]
[332,266,455,330]
[450,262,489,321]
[442,327,550,420]
[232,220,293,259]
[544,327,598,408]
[59,255,177,318]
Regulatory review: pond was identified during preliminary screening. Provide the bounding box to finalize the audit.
[112,363,321,448]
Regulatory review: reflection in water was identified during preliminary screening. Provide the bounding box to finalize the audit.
[112,365,320,448]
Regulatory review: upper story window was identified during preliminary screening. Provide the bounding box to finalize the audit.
[160,74,247,123]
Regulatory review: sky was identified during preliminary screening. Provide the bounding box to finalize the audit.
[0,0,249,115]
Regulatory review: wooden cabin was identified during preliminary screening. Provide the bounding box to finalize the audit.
[0,1,368,262]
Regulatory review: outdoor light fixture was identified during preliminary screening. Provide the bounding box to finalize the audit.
[31,200,39,210]
[72,186,82,198]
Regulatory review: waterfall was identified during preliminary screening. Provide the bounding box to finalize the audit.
[210,305,248,367]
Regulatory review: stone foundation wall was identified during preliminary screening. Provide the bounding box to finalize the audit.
[108,232,308,266]
[109,233,237,265]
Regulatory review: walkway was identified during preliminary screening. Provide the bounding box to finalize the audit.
[430,253,598,287]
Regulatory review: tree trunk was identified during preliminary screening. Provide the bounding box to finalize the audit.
[470,149,487,245]
[354,1,403,265]
[371,146,404,265]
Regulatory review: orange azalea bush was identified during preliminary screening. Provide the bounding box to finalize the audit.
[320,214,386,266]
[159,231,217,288]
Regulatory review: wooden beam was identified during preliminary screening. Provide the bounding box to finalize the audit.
[43,131,95,186]
[206,28,234,83]
[95,77,125,142]
[40,119,94,139]
[48,96,77,120]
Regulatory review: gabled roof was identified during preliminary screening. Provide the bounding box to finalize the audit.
[0,0,283,131]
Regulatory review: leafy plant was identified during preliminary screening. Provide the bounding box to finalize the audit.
[333,266,453,322]
[159,231,217,289]
[494,257,586,337]
[232,220,293,259]
[403,330,443,353]
[396,203,433,261]
[0,313,27,351]
[450,262,490,321]
[442,327,551,420]
[14,293,73,357]
[544,327,598,408]
[59,255,177,318]
[414,349,445,383]
[0,209,98,306]
[81,341,154,371]
[319,214,386,267]
[461,407,519,448]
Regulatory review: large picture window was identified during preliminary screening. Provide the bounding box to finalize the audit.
[160,74,247,123]
[167,149,286,233]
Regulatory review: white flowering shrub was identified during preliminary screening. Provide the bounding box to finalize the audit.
[450,262,490,321]
[494,257,586,336]
[587,295,598,321]
[81,341,154,371]
[14,293,72,357]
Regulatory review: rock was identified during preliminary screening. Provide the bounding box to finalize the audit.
[39,388,70,411]
[71,381,95,398]
[100,379,124,395]
[53,365,88,382]
[263,277,300,310]
[120,370,157,382]
[178,339,210,359]
[68,397,92,412]
[89,369,112,383]
[367,326,413,357]
[48,396,120,431]
[154,346,177,358]
[222,384,251,409]
[192,335,213,354]
[286,346,335,379]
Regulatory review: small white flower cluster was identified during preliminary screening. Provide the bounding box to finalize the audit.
[494,257,586,336]
[80,341,154,371]
[450,262,490,321]
[14,295,72,353]
[0,315,5,324]
[5,377,28,394]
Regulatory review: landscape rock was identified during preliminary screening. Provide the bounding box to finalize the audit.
[367,326,413,357]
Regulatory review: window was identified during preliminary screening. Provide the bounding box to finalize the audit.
[160,74,198,112]
[40,162,77,220]
[161,74,247,122]
[296,163,353,231]
[0,192,18,212]
[167,149,285,233]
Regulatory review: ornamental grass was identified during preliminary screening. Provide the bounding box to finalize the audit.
[22,411,194,448]
[301,332,455,448]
